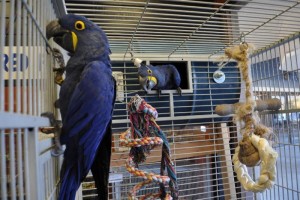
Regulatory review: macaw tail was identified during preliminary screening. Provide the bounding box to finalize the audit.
[91,121,112,199]
[58,122,112,200]
[58,164,82,200]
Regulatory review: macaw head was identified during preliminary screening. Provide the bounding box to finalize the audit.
[46,14,110,56]
[138,65,157,92]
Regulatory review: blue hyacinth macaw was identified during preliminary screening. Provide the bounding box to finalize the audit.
[46,14,115,200]
[134,60,182,95]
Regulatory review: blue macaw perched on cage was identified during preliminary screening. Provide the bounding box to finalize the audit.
[133,58,182,95]
[46,14,115,200]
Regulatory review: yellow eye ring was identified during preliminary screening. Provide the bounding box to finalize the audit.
[147,69,152,74]
[75,21,85,30]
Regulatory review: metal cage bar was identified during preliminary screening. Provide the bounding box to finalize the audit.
[65,0,300,58]
[251,35,300,200]
[0,0,61,199]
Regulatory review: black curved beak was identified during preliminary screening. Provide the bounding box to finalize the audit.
[46,20,68,40]
[46,20,74,53]
[139,76,156,93]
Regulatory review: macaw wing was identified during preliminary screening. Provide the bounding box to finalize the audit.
[59,61,115,199]
[171,65,181,87]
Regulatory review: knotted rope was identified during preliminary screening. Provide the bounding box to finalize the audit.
[120,94,179,199]
[223,43,278,192]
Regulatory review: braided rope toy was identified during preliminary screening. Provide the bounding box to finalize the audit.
[120,94,178,199]
[223,43,278,192]
[232,134,277,192]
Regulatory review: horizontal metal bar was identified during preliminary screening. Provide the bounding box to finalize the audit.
[210,1,300,56]
[66,0,300,12]
[87,11,300,24]
[100,24,300,36]
[0,112,50,129]
[253,86,300,93]
[261,108,300,115]
[68,5,300,19]
[112,114,229,124]
[66,0,299,6]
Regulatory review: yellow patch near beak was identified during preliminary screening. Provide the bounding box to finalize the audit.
[71,31,78,51]
[148,76,157,85]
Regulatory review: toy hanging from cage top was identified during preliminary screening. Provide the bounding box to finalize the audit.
[215,42,279,192]
[120,94,179,199]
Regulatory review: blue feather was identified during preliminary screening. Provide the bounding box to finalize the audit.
[47,14,115,200]
[138,64,181,91]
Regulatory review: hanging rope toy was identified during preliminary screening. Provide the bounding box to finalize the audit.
[217,42,278,192]
[120,94,179,199]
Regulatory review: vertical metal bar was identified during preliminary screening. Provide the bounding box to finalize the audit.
[287,40,296,200]
[264,49,273,198]
[32,0,37,116]
[36,0,41,115]
[0,129,7,199]
[22,0,28,114]
[27,0,33,115]
[169,93,174,117]
[266,48,274,97]
[264,50,270,127]
[288,40,297,111]
[293,37,300,199]
[265,49,272,100]
[50,159,54,198]
[258,52,263,96]
[295,36,300,154]
[255,51,261,95]
[48,161,52,198]
[46,54,51,113]
[40,0,45,113]
[171,120,176,178]
[279,42,290,199]
[123,61,129,120]
[260,52,265,97]
[16,0,22,114]
[261,50,269,129]
[273,46,282,114]
[17,129,24,200]
[44,162,48,199]
[0,0,6,112]
[253,54,259,94]
[274,44,285,199]
[41,0,45,113]
[48,0,53,113]
[207,60,218,198]
[8,0,16,112]
[23,128,30,200]
[27,127,41,199]
[267,47,279,199]
[9,129,16,200]
[283,41,293,145]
